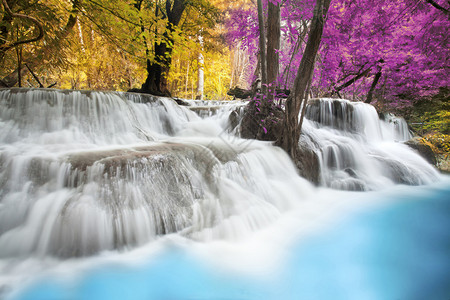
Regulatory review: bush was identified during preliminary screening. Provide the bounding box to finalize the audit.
[423,133,450,160]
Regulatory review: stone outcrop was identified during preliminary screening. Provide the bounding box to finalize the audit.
[237,101,321,184]
[294,145,320,185]
[239,100,284,142]
[404,137,437,165]
[305,98,355,131]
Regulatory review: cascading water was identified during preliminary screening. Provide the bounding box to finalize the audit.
[0,88,308,258]
[0,89,447,300]
[303,98,439,190]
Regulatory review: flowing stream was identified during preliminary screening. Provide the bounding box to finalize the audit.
[0,89,448,300]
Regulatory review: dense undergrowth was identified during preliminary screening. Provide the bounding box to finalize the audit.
[408,88,450,135]
[404,88,449,172]
[374,88,449,172]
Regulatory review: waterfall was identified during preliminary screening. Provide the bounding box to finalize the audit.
[0,89,446,300]
[0,89,440,258]
[0,88,310,258]
[302,98,438,191]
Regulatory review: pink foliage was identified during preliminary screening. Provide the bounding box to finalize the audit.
[226,0,449,104]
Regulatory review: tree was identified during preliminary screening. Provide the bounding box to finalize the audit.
[154,0,226,99]
[0,0,44,61]
[196,33,204,100]
[256,0,267,95]
[136,0,187,95]
[318,0,449,105]
[279,0,331,158]
[0,0,81,88]
[227,0,449,110]
[237,0,331,156]
[129,0,221,96]
[424,0,450,16]
[1,0,226,96]
[266,0,280,92]
[226,0,316,91]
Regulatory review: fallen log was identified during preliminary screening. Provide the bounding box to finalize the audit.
[227,86,253,99]
[227,86,290,99]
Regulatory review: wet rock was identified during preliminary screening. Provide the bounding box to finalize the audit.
[228,109,240,131]
[344,168,357,177]
[239,101,284,142]
[374,155,423,185]
[305,98,356,131]
[404,137,437,165]
[330,178,367,191]
[436,155,450,174]
[294,146,320,185]
[238,101,320,184]
[173,98,190,106]
[189,105,222,117]
[227,86,253,99]
[66,143,219,178]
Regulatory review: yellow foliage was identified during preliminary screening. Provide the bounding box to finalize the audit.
[423,133,450,159]
[204,50,232,100]
[1,0,231,97]
[53,24,145,91]
[168,44,232,100]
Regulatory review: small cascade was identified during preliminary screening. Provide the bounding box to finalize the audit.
[381,112,413,141]
[303,98,437,190]
[187,99,247,118]
[0,89,198,145]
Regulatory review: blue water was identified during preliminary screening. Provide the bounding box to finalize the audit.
[281,182,450,300]
[11,179,450,300]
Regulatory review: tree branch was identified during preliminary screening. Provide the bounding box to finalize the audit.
[86,0,141,26]
[25,63,44,88]
[424,0,450,15]
[0,0,44,53]
[1,0,79,88]
[333,67,371,93]
[365,67,382,103]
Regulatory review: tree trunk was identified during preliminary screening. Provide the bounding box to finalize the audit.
[266,1,280,88]
[141,42,170,95]
[196,34,204,100]
[185,60,189,95]
[282,20,308,88]
[140,0,187,96]
[365,68,382,103]
[256,0,267,95]
[16,45,22,87]
[279,0,331,158]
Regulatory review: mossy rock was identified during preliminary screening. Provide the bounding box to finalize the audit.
[422,132,450,173]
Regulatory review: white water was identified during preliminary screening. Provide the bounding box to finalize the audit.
[303,98,439,190]
[0,88,314,257]
[0,89,443,299]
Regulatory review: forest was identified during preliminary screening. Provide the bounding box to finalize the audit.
[0,0,449,164]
